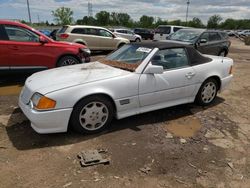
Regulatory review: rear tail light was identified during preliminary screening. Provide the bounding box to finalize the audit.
[59,34,69,39]
[229,65,233,75]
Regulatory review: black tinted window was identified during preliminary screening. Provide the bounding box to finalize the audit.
[200,32,209,41]
[156,26,171,34]
[98,29,113,37]
[71,28,86,34]
[173,27,182,32]
[85,28,98,35]
[0,25,9,40]
[209,32,222,41]
[220,32,228,39]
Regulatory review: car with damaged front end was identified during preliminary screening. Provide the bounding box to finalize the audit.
[19,42,234,134]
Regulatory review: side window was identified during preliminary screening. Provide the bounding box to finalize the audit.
[127,30,133,35]
[151,48,189,70]
[98,29,113,37]
[209,32,222,41]
[71,28,86,34]
[4,25,39,42]
[200,32,209,41]
[85,28,98,35]
[173,27,182,32]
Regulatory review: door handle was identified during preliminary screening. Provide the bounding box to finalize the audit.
[185,72,196,79]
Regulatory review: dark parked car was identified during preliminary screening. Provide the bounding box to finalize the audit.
[165,29,231,56]
[133,28,154,40]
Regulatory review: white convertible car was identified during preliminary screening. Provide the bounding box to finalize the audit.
[19,42,233,134]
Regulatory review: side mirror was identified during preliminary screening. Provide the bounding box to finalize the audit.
[144,64,164,74]
[200,38,207,44]
[39,36,48,44]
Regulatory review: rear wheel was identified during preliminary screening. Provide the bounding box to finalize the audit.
[57,56,80,67]
[135,38,141,42]
[196,78,218,106]
[70,96,114,134]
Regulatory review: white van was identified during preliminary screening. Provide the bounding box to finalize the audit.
[154,25,186,41]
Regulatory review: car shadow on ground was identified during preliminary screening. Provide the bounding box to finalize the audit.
[5,97,225,151]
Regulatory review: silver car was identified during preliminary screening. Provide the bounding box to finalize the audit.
[112,29,142,42]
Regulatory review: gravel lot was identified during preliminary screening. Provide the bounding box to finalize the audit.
[0,38,250,188]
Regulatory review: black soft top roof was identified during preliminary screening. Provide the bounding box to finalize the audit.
[132,41,212,65]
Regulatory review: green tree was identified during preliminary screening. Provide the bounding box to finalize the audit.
[52,7,74,25]
[139,15,154,28]
[95,11,110,26]
[76,16,96,25]
[188,17,204,28]
[207,15,222,29]
[154,17,168,27]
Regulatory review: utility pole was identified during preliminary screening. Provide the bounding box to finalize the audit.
[27,0,32,23]
[88,0,93,17]
[186,0,190,25]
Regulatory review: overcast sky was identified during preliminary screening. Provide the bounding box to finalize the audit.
[0,0,250,24]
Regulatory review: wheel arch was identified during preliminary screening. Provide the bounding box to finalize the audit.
[72,93,117,115]
[73,39,87,46]
[56,54,81,67]
[198,75,222,93]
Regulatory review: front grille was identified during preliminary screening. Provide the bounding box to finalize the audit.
[20,86,33,104]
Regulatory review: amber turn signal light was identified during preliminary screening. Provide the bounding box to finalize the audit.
[36,96,56,110]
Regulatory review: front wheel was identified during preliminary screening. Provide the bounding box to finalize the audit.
[57,56,80,67]
[196,78,218,106]
[70,96,114,134]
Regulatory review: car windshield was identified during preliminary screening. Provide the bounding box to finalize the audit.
[169,30,203,43]
[99,44,153,72]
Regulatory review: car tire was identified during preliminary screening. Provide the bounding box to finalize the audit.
[118,43,125,49]
[57,56,80,67]
[219,50,227,57]
[135,38,141,42]
[195,78,218,106]
[70,95,115,134]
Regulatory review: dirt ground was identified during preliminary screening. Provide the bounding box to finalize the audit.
[0,39,250,188]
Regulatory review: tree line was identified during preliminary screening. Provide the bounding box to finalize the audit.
[25,7,250,30]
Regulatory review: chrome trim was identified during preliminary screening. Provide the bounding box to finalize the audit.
[0,67,10,70]
[10,66,47,70]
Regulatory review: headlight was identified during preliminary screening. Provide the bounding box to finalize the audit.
[80,48,91,55]
[31,93,56,110]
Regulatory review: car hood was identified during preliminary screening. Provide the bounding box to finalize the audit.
[25,62,130,94]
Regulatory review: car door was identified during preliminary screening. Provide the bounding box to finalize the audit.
[0,24,10,70]
[97,29,117,50]
[3,24,50,69]
[139,48,198,107]
[197,32,221,55]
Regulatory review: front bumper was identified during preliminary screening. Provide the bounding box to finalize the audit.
[220,75,233,92]
[19,99,73,134]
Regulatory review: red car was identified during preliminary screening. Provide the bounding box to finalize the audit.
[0,20,90,73]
